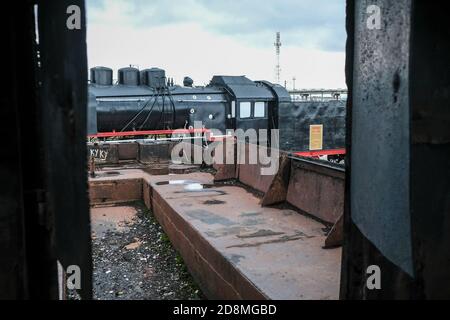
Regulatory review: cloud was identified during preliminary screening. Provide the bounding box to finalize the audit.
[87,0,346,52]
[85,0,347,88]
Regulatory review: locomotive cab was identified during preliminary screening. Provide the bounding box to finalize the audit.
[208,76,276,141]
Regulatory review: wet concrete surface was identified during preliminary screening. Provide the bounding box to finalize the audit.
[89,202,204,300]
[146,172,342,299]
[88,169,342,300]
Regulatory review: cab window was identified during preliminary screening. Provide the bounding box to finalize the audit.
[239,102,251,118]
[254,102,265,118]
[231,101,236,118]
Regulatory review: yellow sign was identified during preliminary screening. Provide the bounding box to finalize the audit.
[309,125,323,151]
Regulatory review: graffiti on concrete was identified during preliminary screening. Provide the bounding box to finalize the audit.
[90,148,109,161]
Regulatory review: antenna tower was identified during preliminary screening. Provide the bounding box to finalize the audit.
[274,32,282,84]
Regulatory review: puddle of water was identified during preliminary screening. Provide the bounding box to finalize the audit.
[183,184,216,191]
[156,180,199,186]
[237,229,285,239]
[240,212,262,217]
[91,171,121,179]
[105,171,121,176]
[184,183,203,191]
[186,209,237,226]
[203,200,226,205]
[155,180,222,194]
[175,189,227,196]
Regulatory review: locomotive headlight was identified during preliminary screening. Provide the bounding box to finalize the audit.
[190,108,195,114]
[209,114,214,120]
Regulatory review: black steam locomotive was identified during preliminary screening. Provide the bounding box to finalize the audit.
[88,66,346,154]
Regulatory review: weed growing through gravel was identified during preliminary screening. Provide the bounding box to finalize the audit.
[81,201,205,300]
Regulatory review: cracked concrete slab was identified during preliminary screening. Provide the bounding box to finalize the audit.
[90,169,341,300]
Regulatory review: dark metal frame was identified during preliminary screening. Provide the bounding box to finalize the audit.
[0,0,91,299]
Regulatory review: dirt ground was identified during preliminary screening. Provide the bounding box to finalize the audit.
[88,202,204,300]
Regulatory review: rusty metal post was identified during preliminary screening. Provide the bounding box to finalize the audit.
[89,156,96,178]
[342,0,450,299]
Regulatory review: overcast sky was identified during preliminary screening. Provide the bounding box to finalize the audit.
[86,0,346,89]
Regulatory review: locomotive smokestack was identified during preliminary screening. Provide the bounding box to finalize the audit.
[183,77,193,87]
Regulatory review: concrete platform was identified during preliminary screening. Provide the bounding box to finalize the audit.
[89,170,341,300]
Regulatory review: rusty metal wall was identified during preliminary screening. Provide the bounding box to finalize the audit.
[342,0,450,299]
[237,144,276,194]
[279,100,346,152]
[351,0,413,276]
[89,179,143,205]
[234,143,345,224]
[286,160,344,224]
